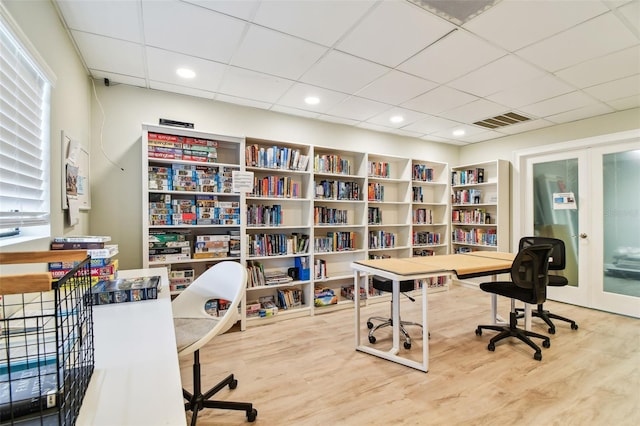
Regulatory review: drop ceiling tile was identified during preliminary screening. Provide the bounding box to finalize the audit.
[607,94,640,110]
[142,0,246,63]
[146,48,227,91]
[300,50,389,94]
[89,70,146,88]
[270,105,320,119]
[420,134,460,144]
[516,13,638,72]
[545,103,615,124]
[214,94,273,110]
[448,55,546,97]
[218,66,294,104]
[231,26,328,80]
[618,0,640,33]
[325,96,390,122]
[366,107,429,128]
[71,31,145,77]
[555,46,640,89]
[398,29,505,84]
[401,86,477,115]
[463,0,607,51]
[584,74,640,102]
[56,0,142,42]
[356,71,437,105]
[429,123,486,140]
[276,83,349,114]
[459,130,505,143]
[316,115,360,127]
[389,128,425,138]
[183,0,260,21]
[496,118,555,135]
[336,0,455,67]
[442,99,509,124]
[150,81,215,100]
[252,0,375,46]
[486,74,575,108]
[402,116,462,134]
[519,91,597,118]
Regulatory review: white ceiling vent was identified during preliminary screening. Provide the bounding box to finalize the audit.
[474,112,532,129]
[406,0,501,25]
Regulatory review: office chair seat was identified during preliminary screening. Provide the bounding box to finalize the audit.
[172,261,257,424]
[475,244,554,361]
[516,236,579,334]
[366,276,423,350]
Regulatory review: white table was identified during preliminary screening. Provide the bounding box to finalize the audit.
[76,268,186,425]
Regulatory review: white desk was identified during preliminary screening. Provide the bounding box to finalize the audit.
[76,268,186,426]
[351,253,515,373]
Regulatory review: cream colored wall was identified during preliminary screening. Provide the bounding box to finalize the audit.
[89,84,460,269]
[2,0,92,256]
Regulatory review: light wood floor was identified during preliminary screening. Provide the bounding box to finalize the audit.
[179,284,640,426]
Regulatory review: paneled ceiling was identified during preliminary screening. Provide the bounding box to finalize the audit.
[53,0,640,145]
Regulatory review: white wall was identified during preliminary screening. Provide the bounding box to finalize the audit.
[2,0,92,255]
[89,84,460,269]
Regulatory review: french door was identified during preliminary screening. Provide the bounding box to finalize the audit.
[518,131,640,318]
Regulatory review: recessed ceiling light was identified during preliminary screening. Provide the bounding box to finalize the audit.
[304,96,320,105]
[390,115,404,124]
[176,68,196,79]
[453,129,466,137]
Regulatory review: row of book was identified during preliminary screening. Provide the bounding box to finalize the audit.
[412,231,441,246]
[412,186,424,203]
[313,207,348,226]
[314,179,360,200]
[451,167,485,185]
[148,164,234,193]
[246,204,283,227]
[368,230,396,249]
[452,189,483,205]
[452,228,497,246]
[367,182,384,201]
[368,206,382,225]
[367,161,390,178]
[314,154,352,175]
[149,230,241,263]
[314,231,357,253]
[148,132,219,163]
[251,175,302,198]
[413,164,435,182]
[412,208,435,225]
[245,144,309,171]
[246,233,309,257]
[452,208,491,225]
[149,193,240,226]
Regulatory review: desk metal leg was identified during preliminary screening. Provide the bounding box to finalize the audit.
[390,279,400,355]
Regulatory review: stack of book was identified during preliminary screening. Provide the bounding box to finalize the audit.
[147,132,218,163]
[49,236,118,283]
[194,235,229,259]
[148,230,191,263]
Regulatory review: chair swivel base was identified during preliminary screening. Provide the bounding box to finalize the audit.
[367,316,423,349]
[184,350,257,424]
[515,304,579,334]
[475,312,551,361]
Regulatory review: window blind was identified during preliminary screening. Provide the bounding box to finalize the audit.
[0,14,51,230]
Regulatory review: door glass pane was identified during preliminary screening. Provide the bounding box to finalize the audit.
[603,150,640,297]
[533,159,579,287]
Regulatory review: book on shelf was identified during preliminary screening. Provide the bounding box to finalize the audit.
[90,276,160,305]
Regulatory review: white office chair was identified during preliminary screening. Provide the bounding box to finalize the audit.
[172,261,257,424]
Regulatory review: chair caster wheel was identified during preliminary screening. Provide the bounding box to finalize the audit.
[542,339,550,348]
[534,352,542,361]
[475,328,482,336]
[404,341,411,350]
[247,408,258,422]
[548,327,556,334]
[369,335,376,344]
[571,323,579,330]
[229,379,238,389]
[487,342,495,351]
[366,321,374,329]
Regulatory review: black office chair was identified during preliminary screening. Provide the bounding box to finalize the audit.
[475,244,554,361]
[366,276,423,349]
[516,236,579,334]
